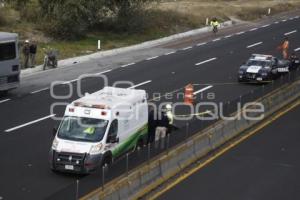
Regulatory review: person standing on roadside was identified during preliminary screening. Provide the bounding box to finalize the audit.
[278,37,290,59]
[22,40,30,68]
[29,41,37,68]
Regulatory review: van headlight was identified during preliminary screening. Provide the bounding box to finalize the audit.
[89,144,103,155]
[52,138,59,150]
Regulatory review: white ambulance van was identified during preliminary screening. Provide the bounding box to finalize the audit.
[49,87,148,173]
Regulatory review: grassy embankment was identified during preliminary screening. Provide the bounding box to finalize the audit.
[0,0,300,66]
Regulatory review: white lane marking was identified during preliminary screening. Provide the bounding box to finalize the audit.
[193,85,213,95]
[146,56,159,61]
[128,80,152,89]
[195,57,217,66]
[289,17,294,20]
[225,35,233,38]
[197,42,207,46]
[212,38,221,42]
[95,69,112,75]
[282,19,287,22]
[262,24,270,28]
[250,28,258,31]
[5,114,56,133]
[30,87,49,94]
[295,16,300,19]
[236,31,245,35]
[0,99,10,104]
[284,30,297,36]
[294,48,300,52]
[165,51,176,55]
[274,21,279,24]
[121,63,135,68]
[247,42,263,49]
[182,46,192,50]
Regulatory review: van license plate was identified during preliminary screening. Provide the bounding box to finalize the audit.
[65,165,74,170]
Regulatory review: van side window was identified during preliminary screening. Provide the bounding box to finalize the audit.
[107,119,118,142]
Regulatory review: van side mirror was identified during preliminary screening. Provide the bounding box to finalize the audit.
[53,127,58,136]
[108,135,119,143]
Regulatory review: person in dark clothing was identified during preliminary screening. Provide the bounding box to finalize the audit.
[147,107,157,144]
[22,40,30,68]
[155,111,169,148]
[29,41,37,67]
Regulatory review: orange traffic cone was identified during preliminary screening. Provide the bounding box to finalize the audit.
[184,84,194,105]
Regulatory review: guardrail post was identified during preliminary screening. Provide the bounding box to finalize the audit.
[126,153,129,176]
[75,180,79,200]
[185,122,190,140]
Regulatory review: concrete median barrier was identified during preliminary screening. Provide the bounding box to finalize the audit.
[82,80,300,200]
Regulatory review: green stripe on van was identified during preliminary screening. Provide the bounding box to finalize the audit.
[112,124,148,157]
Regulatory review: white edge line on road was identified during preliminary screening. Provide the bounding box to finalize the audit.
[225,35,233,38]
[295,16,300,19]
[146,56,159,61]
[182,46,192,50]
[95,69,112,75]
[128,80,152,89]
[236,31,245,35]
[250,28,258,31]
[197,42,207,46]
[282,19,287,22]
[274,21,279,24]
[30,87,49,94]
[165,51,176,55]
[5,114,56,133]
[212,38,221,42]
[0,99,10,104]
[121,63,135,68]
[195,57,217,66]
[193,85,213,95]
[294,48,300,52]
[261,24,270,28]
[284,30,297,36]
[247,42,263,49]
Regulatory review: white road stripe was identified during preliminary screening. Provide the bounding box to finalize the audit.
[165,51,175,55]
[294,48,300,52]
[295,16,300,19]
[5,114,56,133]
[146,56,159,61]
[250,28,258,31]
[195,57,217,66]
[128,80,152,89]
[95,69,112,75]
[284,30,297,36]
[225,35,233,38]
[121,63,135,68]
[182,46,192,50]
[274,21,279,24]
[262,24,270,28]
[247,42,263,49]
[30,87,49,94]
[282,19,287,22]
[236,31,245,35]
[212,38,221,42]
[197,42,207,46]
[0,99,10,104]
[193,85,213,95]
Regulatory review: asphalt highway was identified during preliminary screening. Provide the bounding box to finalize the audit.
[0,13,300,200]
[157,102,300,200]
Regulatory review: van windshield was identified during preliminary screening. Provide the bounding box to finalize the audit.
[0,42,16,61]
[57,116,109,142]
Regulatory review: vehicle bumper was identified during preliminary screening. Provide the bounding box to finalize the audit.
[49,149,103,174]
[238,75,268,83]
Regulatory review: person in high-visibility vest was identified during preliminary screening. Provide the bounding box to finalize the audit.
[278,37,290,59]
[210,18,220,34]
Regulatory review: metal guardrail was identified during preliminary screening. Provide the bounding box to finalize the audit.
[46,68,300,200]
